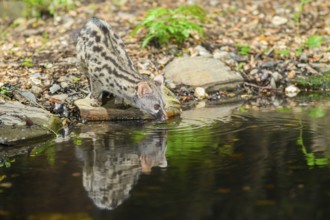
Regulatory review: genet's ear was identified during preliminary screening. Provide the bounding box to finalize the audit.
[137,81,153,97]
[153,74,164,86]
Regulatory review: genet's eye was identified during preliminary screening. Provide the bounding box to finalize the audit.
[154,104,160,110]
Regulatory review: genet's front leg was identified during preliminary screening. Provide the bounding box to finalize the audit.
[89,76,103,107]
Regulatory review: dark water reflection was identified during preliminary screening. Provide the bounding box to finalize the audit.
[1,100,330,220]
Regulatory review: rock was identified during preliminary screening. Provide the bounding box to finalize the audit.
[60,82,69,89]
[271,71,283,82]
[194,87,207,99]
[0,101,62,145]
[271,16,288,26]
[49,94,68,104]
[194,45,212,57]
[30,85,43,97]
[285,85,300,97]
[75,86,181,121]
[213,49,230,60]
[17,90,38,106]
[299,53,308,62]
[49,84,61,94]
[163,57,243,93]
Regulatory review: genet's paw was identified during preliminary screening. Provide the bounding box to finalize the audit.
[90,98,102,107]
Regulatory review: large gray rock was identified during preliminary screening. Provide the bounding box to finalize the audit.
[163,57,243,92]
[0,101,62,145]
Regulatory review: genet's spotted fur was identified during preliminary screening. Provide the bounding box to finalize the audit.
[76,17,167,121]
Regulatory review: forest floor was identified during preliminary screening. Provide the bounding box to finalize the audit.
[0,0,330,123]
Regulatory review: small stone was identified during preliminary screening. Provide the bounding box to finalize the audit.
[270,77,277,89]
[285,85,300,97]
[49,84,61,94]
[299,53,308,62]
[30,85,43,97]
[194,87,207,99]
[287,70,296,79]
[261,61,276,68]
[213,49,230,60]
[49,94,68,104]
[29,73,42,85]
[271,16,288,26]
[60,82,69,89]
[167,82,176,89]
[250,69,259,75]
[194,45,212,57]
[271,71,283,82]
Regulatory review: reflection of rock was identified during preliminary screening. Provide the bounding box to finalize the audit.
[180,101,242,126]
[75,125,168,210]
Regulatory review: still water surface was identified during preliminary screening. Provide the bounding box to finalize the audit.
[1,98,330,220]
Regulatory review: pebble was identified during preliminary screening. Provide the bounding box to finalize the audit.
[194,87,207,99]
[194,45,212,57]
[49,84,61,94]
[30,85,43,97]
[250,69,259,75]
[261,61,276,68]
[29,73,43,85]
[271,16,288,26]
[49,94,69,104]
[285,85,300,97]
[213,49,230,60]
[60,82,69,89]
[299,53,308,62]
[271,71,283,82]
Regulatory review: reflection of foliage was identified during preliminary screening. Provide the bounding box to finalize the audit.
[166,127,234,171]
[297,120,330,167]
[0,157,16,168]
[30,141,56,166]
[71,134,83,146]
[308,107,326,119]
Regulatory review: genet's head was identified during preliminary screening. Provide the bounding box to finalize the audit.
[134,75,168,121]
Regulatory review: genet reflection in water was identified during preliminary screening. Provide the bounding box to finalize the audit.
[75,124,168,210]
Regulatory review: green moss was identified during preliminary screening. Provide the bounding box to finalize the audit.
[295,71,330,89]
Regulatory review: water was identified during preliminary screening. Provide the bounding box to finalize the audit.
[1,99,330,220]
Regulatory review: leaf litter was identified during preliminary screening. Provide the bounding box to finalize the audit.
[0,0,329,124]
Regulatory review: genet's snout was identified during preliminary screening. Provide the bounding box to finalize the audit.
[156,109,168,121]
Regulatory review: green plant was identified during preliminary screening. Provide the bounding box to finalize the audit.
[305,35,324,49]
[22,58,34,67]
[236,44,251,56]
[276,49,290,56]
[295,35,324,56]
[293,0,312,23]
[0,86,11,97]
[22,0,75,18]
[131,5,206,48]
